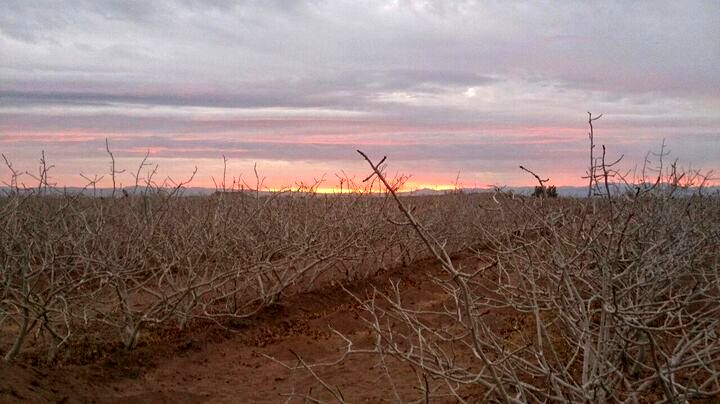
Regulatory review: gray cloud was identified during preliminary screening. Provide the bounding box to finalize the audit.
[1,0,718,186]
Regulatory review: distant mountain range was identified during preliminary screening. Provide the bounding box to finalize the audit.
[2,185,718,198]
[406,185,720,197]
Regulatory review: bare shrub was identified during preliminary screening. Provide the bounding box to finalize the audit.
[306,143,718,402]
[1,124,718,404]
[0,152,485,362]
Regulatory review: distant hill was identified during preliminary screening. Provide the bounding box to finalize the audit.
[3,184,718,198]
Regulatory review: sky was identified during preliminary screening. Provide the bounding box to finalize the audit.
[1,0,719,191]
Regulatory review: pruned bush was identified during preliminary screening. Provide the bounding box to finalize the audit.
[0,151,497,362]
[304,147,719,403]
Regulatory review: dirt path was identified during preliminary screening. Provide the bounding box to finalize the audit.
[1,257,466,403]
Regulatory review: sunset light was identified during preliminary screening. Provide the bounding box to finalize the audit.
[2,2,719,402]
[1,1,717,190]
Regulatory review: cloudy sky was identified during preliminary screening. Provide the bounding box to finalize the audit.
[1,0,718,190]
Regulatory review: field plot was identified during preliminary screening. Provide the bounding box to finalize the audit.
[3,0,719,401]
[1,167,719,402]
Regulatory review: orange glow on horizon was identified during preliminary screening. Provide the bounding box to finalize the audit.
[256,183,474,194]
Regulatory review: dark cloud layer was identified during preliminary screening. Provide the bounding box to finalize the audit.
[1,0,718,186]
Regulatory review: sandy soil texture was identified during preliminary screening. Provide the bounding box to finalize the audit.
[1,256,489,403]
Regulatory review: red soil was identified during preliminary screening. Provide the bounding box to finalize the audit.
[1,256,498,403]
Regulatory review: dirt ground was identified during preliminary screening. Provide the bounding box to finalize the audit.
[1,255,504,403]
